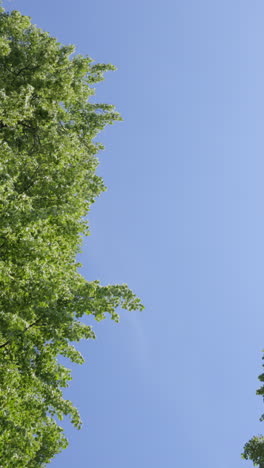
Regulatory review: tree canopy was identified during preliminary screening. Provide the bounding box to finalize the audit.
[242,355,264,467]
[0,7,143,467]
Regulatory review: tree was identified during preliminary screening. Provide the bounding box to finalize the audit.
[0,7,143,467]
[242,355,264,467]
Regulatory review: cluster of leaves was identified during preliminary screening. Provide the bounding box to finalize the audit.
[242,356,264,467]
[0,8,143,467]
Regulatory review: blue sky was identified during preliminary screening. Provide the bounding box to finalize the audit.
[4,1,264,466]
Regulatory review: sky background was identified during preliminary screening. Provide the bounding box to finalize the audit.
[3,1,264,467]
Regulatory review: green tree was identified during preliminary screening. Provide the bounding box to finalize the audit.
[0,7,143,467]
[242,355,264,467]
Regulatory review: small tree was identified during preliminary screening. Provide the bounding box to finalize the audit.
[0,8,143,467]
[242,355,264,467]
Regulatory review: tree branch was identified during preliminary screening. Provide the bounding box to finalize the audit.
[0,317,43,349]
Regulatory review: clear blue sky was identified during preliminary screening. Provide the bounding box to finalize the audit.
[4,1,264,466]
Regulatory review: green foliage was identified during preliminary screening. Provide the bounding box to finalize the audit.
[242,355,264,467]
[0,7,143,467]
[242,435,264,466]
